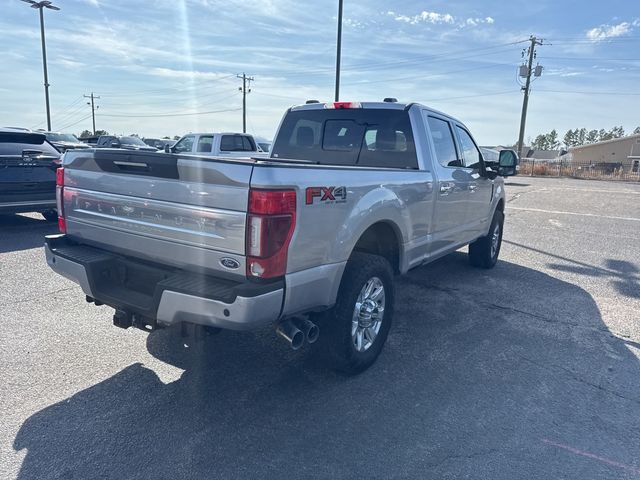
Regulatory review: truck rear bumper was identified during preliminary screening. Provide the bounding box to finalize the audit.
[44,234,284,331]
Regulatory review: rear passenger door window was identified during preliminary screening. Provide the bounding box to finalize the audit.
[456,127,482,170]
[426,117,460,168]
[196,135,213,153]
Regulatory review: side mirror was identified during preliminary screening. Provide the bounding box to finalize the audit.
[164,144,171,153]
[110,141,120,148]
[498,150,518,177]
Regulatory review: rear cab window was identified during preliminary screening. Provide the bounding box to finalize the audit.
[271,108,418,169]
[220,135,256,152]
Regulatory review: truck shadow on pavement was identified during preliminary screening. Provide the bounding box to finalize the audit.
[0,214,58,254]
[505,239,640,300]
[13,253,640,479]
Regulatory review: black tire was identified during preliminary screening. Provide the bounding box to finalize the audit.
[41,209,58,222]
[313,252,394,375]
[469,209,504,269]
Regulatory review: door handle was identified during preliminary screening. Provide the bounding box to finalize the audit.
[439,183,454,195]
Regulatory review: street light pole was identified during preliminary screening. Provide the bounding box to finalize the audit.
[334,0,343,102]
[22,0,60,132]
[38,6,51,131]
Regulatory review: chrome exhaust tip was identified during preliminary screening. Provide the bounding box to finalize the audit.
[293,317,319,344]
[276,320,305,350]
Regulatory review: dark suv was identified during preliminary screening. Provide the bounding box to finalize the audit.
[43,132,90,153]
[96,135,158,151]
[0,129,61,221]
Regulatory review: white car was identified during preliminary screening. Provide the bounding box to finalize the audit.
[167,132,266,157]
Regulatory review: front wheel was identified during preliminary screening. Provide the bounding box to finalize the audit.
[469,209,504,269]
[313,252,394,375]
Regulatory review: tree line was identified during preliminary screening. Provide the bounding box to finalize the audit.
[529,126,640,151]
[78,129,180,140]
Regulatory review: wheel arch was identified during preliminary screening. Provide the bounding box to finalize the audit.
[350,221,403,274]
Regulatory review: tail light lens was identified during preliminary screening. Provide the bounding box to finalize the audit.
[246,189,296,279]
[55,167,66,233]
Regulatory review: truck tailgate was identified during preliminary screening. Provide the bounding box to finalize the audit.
[62,149,255,279]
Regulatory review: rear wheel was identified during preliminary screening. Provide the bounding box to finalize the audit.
[469,209,504,269]
[41,209,58,222]
[313,252,394,375]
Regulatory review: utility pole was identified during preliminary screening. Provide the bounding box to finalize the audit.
[334,0,344,101]
[516,35,544,159]
[84,93,100,135]
[22,0,61,131]
[237,73,254,133]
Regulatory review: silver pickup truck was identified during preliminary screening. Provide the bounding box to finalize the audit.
[45,100,517,374]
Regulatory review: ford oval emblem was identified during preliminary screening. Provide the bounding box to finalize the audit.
[220,257,240,270]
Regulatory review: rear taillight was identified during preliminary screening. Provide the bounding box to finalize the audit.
[56,167,66,233]
[246,189,296,279]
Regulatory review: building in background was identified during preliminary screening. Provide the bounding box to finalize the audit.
[565,134,640,173]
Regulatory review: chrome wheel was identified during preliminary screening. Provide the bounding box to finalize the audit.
[351,277,385,352]
[490,223,501,258]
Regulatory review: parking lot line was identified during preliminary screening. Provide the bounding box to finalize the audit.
[542,439,640,475]
[507,206,640,222]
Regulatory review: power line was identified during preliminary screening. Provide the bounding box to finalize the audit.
[342,62,512,87]
[58,114,92,132]
[280,40,530,78]
[95,74,236,97]
[542,56,640,61]
[50,103,87,125]
[100,88,239,107]
[534,89,640,96]
[424,90,517,102]
[97,106,242,118]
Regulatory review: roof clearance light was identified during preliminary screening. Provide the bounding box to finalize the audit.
[325,102,362,109]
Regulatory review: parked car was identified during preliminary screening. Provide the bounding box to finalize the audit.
[95,135,158,151]
[167,132,266,157]
[3,126,32,132]
[142,138,175,150]
[45,100,517,374]
[0,128,61,221]
[43,132,90,153]
[79,135,99,145]
[254,136,272,153]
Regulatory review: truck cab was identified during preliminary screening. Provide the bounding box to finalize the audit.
[167,132,266,157]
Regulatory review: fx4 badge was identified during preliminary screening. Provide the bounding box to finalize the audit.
[305,186,347,205]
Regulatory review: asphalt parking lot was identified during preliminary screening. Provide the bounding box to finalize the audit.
[1,176,640,479]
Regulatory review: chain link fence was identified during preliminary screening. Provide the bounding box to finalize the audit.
[518,158,640,181]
